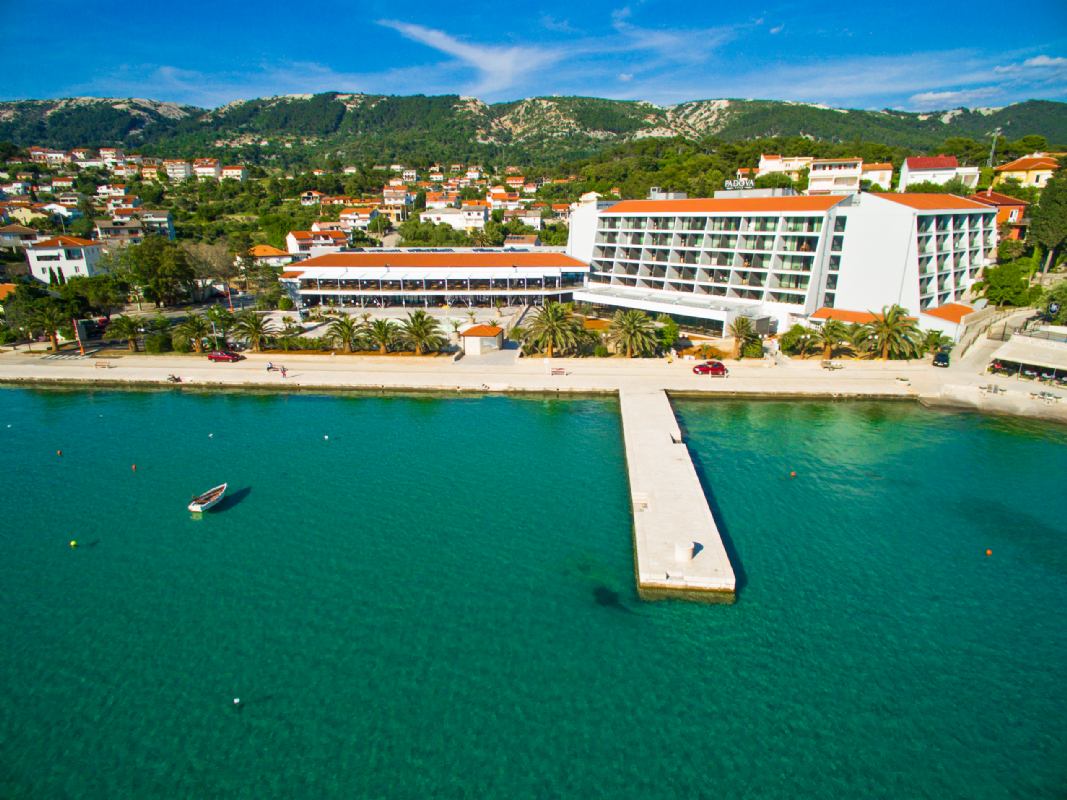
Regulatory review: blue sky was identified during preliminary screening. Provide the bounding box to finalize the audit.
[4,0,1065,110]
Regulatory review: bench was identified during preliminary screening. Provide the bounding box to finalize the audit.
[94,361,113,369]
[550,367,567,376]
[821,360,843,371]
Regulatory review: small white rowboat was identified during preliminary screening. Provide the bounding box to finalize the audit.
[188,483,227,513]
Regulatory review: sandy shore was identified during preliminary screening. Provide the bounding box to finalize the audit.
[1,338,1065,424]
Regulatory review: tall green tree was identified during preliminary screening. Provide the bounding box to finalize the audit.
[173,314,212,353]
[861,305,920,360]
[367,318,398,354]
[106,314,142,352]
[1030,171,1067,273]
[31,299,71,352]
[728,316,756,359]
[973,260,1041,307]
[524,301,581,358]
[400,310,445,355]
[231,310,277,352]
[127,236,196,307]
[327,314,363,353]
[607,309,658,358]
[811,319,849,359]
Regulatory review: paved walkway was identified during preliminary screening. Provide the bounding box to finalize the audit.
[620,389,735,600]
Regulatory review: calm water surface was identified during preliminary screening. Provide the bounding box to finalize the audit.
[0,388,1064,799]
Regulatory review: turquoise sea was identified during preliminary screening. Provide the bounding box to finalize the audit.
[0,387,1065,799]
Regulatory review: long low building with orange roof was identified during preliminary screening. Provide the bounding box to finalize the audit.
[566,190,997,338]
[279,249,590,309]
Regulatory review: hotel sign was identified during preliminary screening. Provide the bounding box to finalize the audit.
[724,179,755,190]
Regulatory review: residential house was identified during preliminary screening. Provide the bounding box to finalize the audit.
[419,208,470,231]
[164,160,193,181]
[285,229,348,256]
[193,158,221,180]
[993,154,1060,189]
[757,154,814,181]
[299,190,324,206]
[339,206,380,231]
[503,208,543,229]
[968,190,1029,240]
[141,165,162,181]
[221,165,248,182]
[99,148,124,167]
[382,185,412,206]
[0,223,39,251]
[247,244,294,267]
[551,204,572,222]
[807,158,863,194]
[402,169,417,182]
[95,218,144,246]
[898,156,980,192]
[861,162,894,190]
[26,236,104,283]
[50,176,76,191]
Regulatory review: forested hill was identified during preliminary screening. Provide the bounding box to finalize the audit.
[1,93,1064,166]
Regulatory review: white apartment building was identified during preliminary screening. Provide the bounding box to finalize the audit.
[898,156,980,192]
[221,165,248,181]
[286,229,348,256]
[164,160,193,181]
[861,162,894,190]
[193,159,221,180]
[26,236,105,283]
[757,154,813,181]
[807,159,863,195]
[567,193,997,337]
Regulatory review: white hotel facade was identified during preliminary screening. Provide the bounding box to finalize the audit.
[567,193,997,336]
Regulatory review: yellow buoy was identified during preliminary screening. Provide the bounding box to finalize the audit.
[69,540,78,548]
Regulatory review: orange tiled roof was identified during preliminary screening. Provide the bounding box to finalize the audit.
[297,252,587,269]
[872,193,988,210]
[994,156,1060,172]
[0,282,16,301]
[862,162,893,171]
[279,271,304,279]
[811,307,879,324]
[608,196,846,214]
[966,191,1028,207]
[30,235,97,248]
[249,244,289,257]
[463,324,503,337]
[921,303,973,324]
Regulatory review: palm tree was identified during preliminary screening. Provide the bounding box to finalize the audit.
[811,319,849,360]
[862,305,921,361]
[607,309,658,358]
[231,310,278,353]
[525,301,580,358]
[367,318,399,354]
[400,310,445,355]
[173,314,212,353]
[32,302,68,353]
[728,316,755,359]
[922,329,952,355]
[327,314,362,354]
[106,314,141,352]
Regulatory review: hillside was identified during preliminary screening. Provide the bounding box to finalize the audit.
[1,93,1064,166]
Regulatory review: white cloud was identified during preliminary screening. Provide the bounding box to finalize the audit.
[769,24,784,34]
[994,54,1067,74]
[618,73,634,82]
[376,20,563,96]
[540,15,576,33]
[909,87,999,110]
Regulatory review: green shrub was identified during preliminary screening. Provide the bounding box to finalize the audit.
[277,296,294,310]
[144,333,173,353]
[594,344,610,357]
[170,334,192,353]
[0,327,17,345]
[741,339,764,359]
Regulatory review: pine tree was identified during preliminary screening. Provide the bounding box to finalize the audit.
[1031,169,1067,273]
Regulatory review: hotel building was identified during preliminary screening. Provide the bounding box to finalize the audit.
[567,193,997,336]
[280,251,589,309]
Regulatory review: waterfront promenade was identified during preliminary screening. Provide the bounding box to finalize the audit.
[0,340,1064,424]
[620,389,735,599]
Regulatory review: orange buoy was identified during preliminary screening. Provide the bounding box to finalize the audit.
[789,471,797,478]
[56,449,62,457]
[131,464,137,471]
[985,549,992,557]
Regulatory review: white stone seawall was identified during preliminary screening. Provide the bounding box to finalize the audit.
[619,389,736,599]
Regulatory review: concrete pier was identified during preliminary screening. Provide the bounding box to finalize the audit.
[619,389,736,600]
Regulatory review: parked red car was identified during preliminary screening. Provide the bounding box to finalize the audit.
[207,351,244,362]
[692,360,728,377]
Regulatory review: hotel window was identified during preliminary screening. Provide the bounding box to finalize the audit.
[830,236,844,252]
[833,216,847,233]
